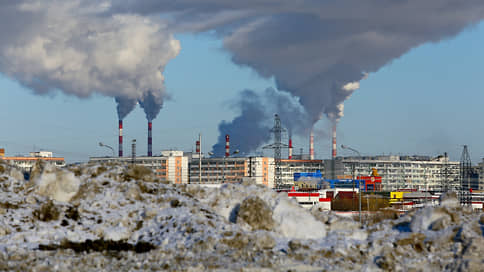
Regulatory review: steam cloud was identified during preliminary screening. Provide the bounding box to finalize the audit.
[0,1,180,122]
[111,0,484,124]
[138,91,164,122]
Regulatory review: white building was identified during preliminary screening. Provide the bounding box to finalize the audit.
[1,150,66,173]
[328,154,460,191]
[89,150,189,184]
[478,159,484,190]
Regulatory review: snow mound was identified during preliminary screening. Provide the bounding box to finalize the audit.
[0,163,482,271]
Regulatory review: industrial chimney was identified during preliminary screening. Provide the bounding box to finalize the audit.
[196,140,200,154]
[309,129,314,160]
[147,122,152,157]
[118,120,123,157]
[225,134,230,157]
[288,138,293,160]
[332,124,337,159]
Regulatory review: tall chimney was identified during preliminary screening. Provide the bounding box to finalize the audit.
[196,140,200,153]
[332,124,337,159]
[118,120,123,157]
[309,129,314,160]
[225,134,230,157]
[288,138,293,159]
[148,122,152,157]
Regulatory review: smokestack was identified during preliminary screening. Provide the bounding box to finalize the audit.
[118,120,123,157]
[288,138,293,159]
[309,129,314,160]
[332,124,337,159]
[225,134,230,157]
[148,122,152,157]
[196,140,200,153]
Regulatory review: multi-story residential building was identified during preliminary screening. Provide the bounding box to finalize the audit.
[280,159,325,187]
[326,154,460,191]
[189,157,324,188]
[89,150,188,184]
[478,159,484,190]
[1,150,66,173]
[189,157,275,187]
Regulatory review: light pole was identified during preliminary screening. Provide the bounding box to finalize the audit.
[341,144,362,225]
[99,142,114,157]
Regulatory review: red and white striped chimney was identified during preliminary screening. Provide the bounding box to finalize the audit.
[118,120,123,157]
[225,134,230,157]
[309,129,314,160]
[196,140,200,153]
[147,122,152,157]
[288,138,293,159]
[332,124,337,159]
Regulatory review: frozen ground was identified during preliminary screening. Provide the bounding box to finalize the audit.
[0,160,483,271]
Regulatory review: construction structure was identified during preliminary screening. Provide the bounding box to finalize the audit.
[90,150,189,184]
[263,114,288,188]
[460,145,478,205]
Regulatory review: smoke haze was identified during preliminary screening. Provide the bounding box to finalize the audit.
[211,88,310,156]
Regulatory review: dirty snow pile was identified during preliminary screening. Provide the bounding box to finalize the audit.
[0,160,483,271]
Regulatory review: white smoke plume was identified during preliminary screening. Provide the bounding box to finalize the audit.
[110,0,484,124]
[0,1,180,121]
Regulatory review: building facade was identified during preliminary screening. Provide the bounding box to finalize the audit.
[189,157,275,187]
[280,159,325,187]
[188,157,325,188]
[1,150,66,173]
[89,150,188,184]
[478,159,484,190]
[327,155,460,191]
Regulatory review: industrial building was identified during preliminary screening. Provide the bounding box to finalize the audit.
[89,150,188,184]
[324,154,461,191]
[0,150,66,173]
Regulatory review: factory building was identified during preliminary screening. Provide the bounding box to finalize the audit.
[0,150,66,173]
[89,150,188,184]
[326,154,460,191]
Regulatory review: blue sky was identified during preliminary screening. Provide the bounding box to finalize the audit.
[1,22,483,164]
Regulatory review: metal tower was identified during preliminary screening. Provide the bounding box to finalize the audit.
[263,114,288,188]
[460,145,472,205]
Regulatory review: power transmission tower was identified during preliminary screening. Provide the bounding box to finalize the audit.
[263,114,288,189]
[460,145,472,206]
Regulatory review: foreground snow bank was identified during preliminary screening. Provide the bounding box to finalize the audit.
[0,161,483,271]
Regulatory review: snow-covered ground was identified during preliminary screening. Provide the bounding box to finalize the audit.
[0,160,483,271]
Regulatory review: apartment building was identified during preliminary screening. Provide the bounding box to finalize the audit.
[327,154,460,191]
[89,150,188,184]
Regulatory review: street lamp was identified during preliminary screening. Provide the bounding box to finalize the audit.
[341,144,362,225]
[99,142,114,157]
